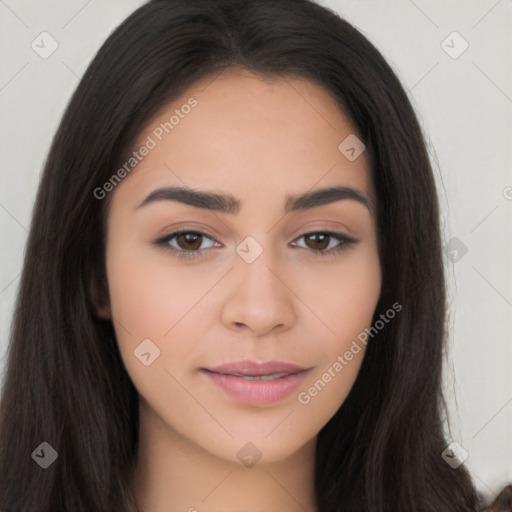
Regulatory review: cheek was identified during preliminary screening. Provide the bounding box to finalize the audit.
[105,240,210,337]
[104,243,200,411]
[294,248,380,405]
[296,246,381,346]
[296,348,365,426]
[104,239,219,388]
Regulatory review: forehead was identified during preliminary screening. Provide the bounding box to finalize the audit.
[113,67,374,212]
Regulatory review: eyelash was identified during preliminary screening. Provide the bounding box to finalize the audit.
[154,229,357,261]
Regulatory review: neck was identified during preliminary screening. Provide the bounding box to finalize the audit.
[132,401,318,512]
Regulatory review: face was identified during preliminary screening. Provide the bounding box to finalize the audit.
[99,68,381,465]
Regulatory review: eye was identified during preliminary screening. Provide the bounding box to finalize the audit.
[154,230,217,260]
[291,231,357,257]
[154,229,357,260]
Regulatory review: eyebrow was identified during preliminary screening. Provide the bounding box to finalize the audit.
[136,184,374,217]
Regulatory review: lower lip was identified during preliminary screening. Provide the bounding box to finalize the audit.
[202,369,310,406]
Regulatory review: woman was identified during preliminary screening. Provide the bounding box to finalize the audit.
[0,0,482,510]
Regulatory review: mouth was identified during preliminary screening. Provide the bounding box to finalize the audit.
[200,360,312,405]
[213,371,294,381]
[203,359,310,377]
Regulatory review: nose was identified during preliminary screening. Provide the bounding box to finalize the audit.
[220,253,297,338]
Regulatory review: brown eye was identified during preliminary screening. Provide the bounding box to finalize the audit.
[292,231,357,257]
[155,230,217,260]
[303,233,331,251]
[175,232,203,251]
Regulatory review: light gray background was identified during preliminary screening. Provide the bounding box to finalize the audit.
[0,0,511,503]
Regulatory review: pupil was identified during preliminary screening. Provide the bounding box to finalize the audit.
[180,233,201,250]
[309,233,328,250]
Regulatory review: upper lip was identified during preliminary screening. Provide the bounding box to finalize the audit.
[203,360,310,377]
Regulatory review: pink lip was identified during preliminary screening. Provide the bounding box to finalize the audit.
[201,360,312,406]
[205,359,309,376]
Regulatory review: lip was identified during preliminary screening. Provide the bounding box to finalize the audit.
[201,360,312,406]
[204,359,310,376]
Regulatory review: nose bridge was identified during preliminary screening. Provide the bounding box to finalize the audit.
[236,233,287,302]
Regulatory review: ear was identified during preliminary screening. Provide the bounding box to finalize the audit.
[89,274,111,320]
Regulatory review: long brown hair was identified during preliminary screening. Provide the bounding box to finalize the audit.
[0,1,479,510]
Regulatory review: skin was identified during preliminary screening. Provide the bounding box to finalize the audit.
[97,67,381,512]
